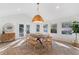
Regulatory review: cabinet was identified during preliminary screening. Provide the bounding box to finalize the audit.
[0,33,15,42]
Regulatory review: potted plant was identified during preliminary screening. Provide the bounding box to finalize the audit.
[72,21,79,47]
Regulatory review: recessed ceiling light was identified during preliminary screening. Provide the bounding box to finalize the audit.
[56,5,60,9]
[17,8,21,12]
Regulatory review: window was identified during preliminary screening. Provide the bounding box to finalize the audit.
[19,24,24,37]
[43,24,48,32]
[51,24,57,33]
[36,24,40,32]
[62,22,72,35]
[62,30,72,34]
[26,25,30,34]
[62,22,72,28]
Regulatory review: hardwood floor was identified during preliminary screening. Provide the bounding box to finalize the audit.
[0,38,79,55]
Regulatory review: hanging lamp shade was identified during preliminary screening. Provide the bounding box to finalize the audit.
[32,15,44,22]
[32,3,44,23]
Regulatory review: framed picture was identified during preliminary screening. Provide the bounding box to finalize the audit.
[3,23,14,33]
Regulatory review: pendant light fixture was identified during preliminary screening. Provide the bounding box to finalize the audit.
[32,3,44,23]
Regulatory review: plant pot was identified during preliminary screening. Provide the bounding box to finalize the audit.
[72,42,79,48]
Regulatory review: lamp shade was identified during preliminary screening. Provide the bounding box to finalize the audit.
[32,15,44,22]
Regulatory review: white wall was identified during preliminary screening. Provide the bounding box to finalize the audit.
[0,13,30,38]
[0,13,79,43]
[50,17,79,43]
[0,13,50,39]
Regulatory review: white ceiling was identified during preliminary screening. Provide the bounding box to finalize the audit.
[0,3,79,22]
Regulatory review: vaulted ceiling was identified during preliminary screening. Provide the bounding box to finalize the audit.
[0,3,79,22]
